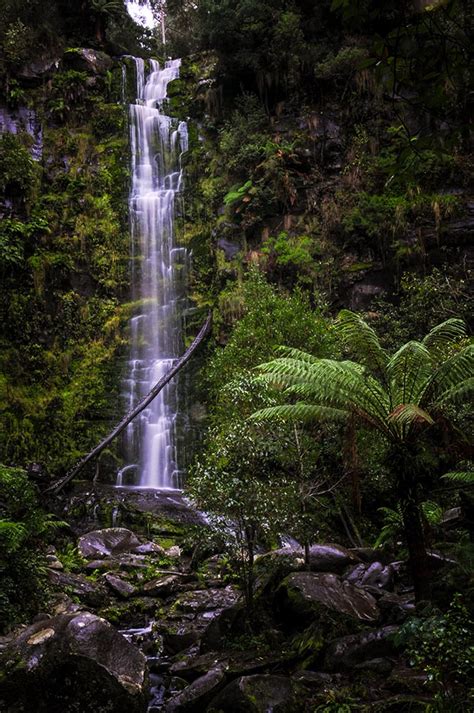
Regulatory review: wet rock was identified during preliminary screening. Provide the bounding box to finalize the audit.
[134,541,166,556]
[291,670,335,688]
[64,48,113,75]
[354,657,394,674]
[78,528,141,559]
[0,612,148,713]
[199,599,243,653]
[324,625,399,671]
[104,573,136,599]
[170,652,229,681]
[208,674,294,713]
[143,574,183,597]
[277,572,379,626]
[46,553,64,570]
[17,55,60,80]
[48,570,108,608]
[344,562,395,592]
[26,462,51,485]
[308,544,360,573]
[174,586,237,614]
[378,592,415,624]
[165,666,226,712]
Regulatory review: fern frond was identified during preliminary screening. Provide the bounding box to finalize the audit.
[250,403,350,424]
[434,376,474,407]
[336,310,388,376]
[387,341,432,406]
[441,471,474,484]
[387,404,435,432]
[275,346,321,364]
[423,318,467,355]
[420,344,474,406]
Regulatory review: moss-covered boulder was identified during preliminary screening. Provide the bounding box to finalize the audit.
[0,612,148,713]
[207,674,295,713]
[277,572,379,628]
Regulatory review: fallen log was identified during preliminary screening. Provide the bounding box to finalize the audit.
[46,312,212,494]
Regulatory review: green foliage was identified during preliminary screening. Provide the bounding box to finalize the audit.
[396,595,474,710]
[0,465,59,630]
[209,270,331,395]
[0,133,38,204]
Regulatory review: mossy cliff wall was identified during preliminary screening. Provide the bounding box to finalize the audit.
[0,50,131,475]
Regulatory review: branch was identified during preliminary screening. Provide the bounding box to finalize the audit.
[46,312,212,494]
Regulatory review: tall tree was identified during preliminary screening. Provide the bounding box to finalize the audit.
[252,311,473,601]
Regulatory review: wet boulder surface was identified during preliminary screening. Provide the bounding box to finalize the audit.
[0,612,148,713]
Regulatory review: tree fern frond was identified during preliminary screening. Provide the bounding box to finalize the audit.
[336,310,388,377]
[387,341,432,406]
[249,403,350,424]
[434,376,474,407]
[420,344,474,406]
[441,471,474,484]
[423,318,467,354]
[275,346,320,364]
[387,403,435,430]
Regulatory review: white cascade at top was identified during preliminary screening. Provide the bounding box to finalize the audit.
[118,58,188,489]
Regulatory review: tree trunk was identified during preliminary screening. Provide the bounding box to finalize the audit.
[46,312,212,494]
[399,483,432,602]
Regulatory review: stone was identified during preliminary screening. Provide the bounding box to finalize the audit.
[291,670,334,688]
[17,55,60,80]
[78,528,142,559]
[174,586,237,614]
[0,612,148,713]
[64,48,113,75]
[46,553,64,570]
[344,562,395,592]
[324,625,399,671]
[308,544,360,573]
[354,657,394,674]
[277,572,379,625]
[378,592,415,624]
[143,574,183,597]
[104,573,136,599]
[48,570,107,608]
[208,674,294,713]
[170,652,229,681]
[134,541,166,556]
[200,600,243,653]
[165,666,226,712]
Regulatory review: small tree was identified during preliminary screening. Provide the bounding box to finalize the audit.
[252,312,473,601]
[188,417,295,609]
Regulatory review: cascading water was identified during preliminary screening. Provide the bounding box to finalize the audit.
[118,58,188,490]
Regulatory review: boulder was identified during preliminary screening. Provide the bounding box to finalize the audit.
[378,592,415,624]
[104,573,136,599]
[308,544,360,573]
[165,666,226,712]
[143,574,183,598]
[324,625,399,671]
[208,674,294,713]
[48,570,108,608]
[344,562,395,592]
[78,528,141,559]
[0,612,148,713]
[277,572,379,626]
[64,48,113,75]
[17,55,60,80]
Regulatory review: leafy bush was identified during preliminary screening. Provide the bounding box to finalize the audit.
[0,465,62,630]
[396,595,474,710]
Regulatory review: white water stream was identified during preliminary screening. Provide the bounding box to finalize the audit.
[118,58,188,490]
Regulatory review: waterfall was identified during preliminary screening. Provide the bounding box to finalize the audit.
[118,58,188,490]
